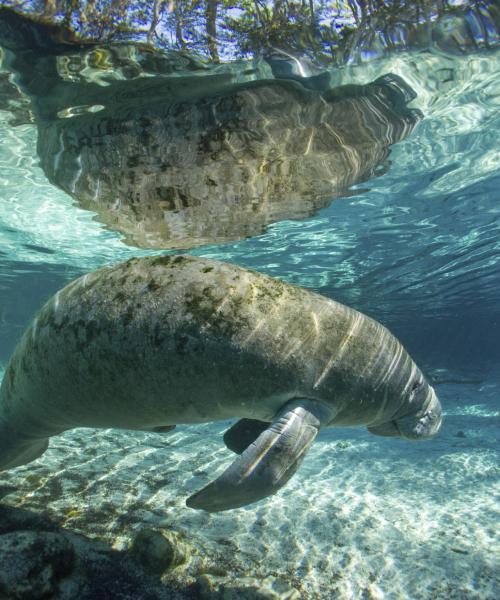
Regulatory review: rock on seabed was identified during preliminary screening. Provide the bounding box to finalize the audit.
[0,530,74,600]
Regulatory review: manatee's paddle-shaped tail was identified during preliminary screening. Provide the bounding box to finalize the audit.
[0,374,50,470]
[186,399,335,512]
[0,419,49,471]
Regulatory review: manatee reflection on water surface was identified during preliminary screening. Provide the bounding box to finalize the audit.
[1,10,421,249]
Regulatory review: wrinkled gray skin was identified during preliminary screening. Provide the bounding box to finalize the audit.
[0,255,442,511]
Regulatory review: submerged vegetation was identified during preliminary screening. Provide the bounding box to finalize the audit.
[2,1,499,64]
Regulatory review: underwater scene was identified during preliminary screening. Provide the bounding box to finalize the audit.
[0,1,499,598]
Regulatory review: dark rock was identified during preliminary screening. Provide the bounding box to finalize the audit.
[0,530,75,599]
[335,440,351,450]
[129,528,189,576]
[0,505,58,535]
[0,505,191,599]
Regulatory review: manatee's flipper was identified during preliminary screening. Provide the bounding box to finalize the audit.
[150,425,176,433]
[223,419,269,454]
[135,425,176,433]
[186,399,335,512]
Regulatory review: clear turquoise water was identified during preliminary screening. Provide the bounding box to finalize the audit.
[0,24,499,600]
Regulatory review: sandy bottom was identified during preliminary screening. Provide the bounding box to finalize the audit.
[1,377,499,599]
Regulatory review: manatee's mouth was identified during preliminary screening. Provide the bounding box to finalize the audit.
[397,386,443,440]
[369,385,443,441]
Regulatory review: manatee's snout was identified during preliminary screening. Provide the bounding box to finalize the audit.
[368,385,443,441]
[395,386,442,440]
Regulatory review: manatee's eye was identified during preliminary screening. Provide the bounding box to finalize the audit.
[410,379,423,395]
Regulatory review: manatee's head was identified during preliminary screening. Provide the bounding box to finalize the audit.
[368,378,442,441]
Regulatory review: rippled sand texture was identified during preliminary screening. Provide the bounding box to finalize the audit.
[0,378,498,599]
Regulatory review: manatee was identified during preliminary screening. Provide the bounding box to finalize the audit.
[0,255,442,511]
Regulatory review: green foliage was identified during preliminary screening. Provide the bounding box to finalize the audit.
[2,1,498,64]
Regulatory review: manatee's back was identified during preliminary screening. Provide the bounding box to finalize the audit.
[0,255,350,437]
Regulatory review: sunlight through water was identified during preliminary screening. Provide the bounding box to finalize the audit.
[0,3,499,599]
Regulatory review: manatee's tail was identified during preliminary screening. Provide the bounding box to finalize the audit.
[0,420,49,471]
